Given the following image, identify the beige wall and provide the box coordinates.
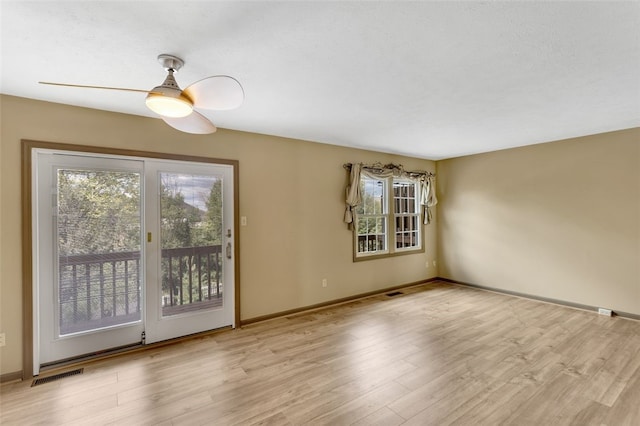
[0,95,437,376]
[437,128,640,315]
[3,93,637,378]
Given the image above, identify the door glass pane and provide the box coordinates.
[160,173,224,316]
[57,169,142,336]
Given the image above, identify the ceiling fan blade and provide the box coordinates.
[184,76,244,111]
[39,81,155,94]
[161,110,217,134]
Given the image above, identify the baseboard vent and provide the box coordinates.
[31,368,83,387]
[598,308,613,317]
[386,291,404,297]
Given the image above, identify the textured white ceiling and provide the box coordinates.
[1,1,638,159]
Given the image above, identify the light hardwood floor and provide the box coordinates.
[1,281,639,425]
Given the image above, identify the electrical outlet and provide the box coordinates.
[322,278,327,288]
[598,308,612,317]
[0,333,6,347]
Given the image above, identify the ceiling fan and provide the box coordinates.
[39,54,244,134]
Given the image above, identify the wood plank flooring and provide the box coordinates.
[2,281,639,425]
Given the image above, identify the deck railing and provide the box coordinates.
[58,245,222,335]
[161,245,223,309]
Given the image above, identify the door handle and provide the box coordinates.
[226,242,232,259]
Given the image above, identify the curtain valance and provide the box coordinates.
[343,162,437,226]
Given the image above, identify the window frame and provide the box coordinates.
[353,176,424,261]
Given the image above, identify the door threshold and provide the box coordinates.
[40,342,143,373]
[38,326,233,375]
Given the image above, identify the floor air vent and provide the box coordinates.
[31,368,84,387]
[386,291,404,297]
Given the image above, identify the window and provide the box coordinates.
[344,162,435,261]
[354,176,422,259]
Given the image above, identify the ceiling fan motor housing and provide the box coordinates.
[146,69,193,117]
[153,70,189,97]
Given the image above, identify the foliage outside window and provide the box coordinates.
[57,169,225,326]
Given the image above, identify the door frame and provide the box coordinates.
[22,139,241,379]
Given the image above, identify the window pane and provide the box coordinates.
[370,218,377,235]
[358,218,366,235]
[159,173,224,316]
[356,215,387,254]
[366,234,375,251]
[393,181,419,218]
[57,169,142,335]
[360,178,380,215]
[373,217,381,235]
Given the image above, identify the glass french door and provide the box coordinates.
[143,160,235,344]
[34,153,145,369]
[33,150,235,373]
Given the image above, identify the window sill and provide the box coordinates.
[353,246,424,262]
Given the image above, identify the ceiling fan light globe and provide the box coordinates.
[145,92,193,118]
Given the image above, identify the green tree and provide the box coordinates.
[202,179,223,245]
[58,170,141,256]
[159,181,202,249]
